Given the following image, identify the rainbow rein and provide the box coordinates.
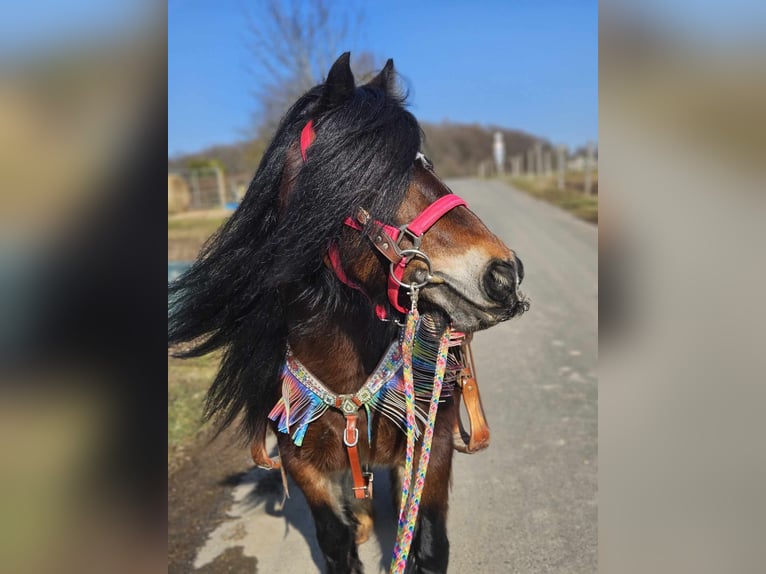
[390,288,452,573]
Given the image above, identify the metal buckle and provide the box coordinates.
[363,471,374,498]
[337,394,358,415]
[397,225,423,251]
[344,426,359,447]
[352,471,374,498]
[389,248,433,290]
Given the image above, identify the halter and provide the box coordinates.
[300,120,468,316]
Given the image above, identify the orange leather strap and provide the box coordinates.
[344,414,373,499]
[453,342,491,453]
[250,425,282,470]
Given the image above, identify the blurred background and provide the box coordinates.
[601,3,766,574]
[1,2,166,574]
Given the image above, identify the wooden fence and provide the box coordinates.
[481,140,598,195]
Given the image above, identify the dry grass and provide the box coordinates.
[168,211,229,469]
[167,210,229,260]
[167,352,221,471]
[507,174,598,224]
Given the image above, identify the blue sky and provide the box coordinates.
[168,0,597,156]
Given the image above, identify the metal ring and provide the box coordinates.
[389,248,433,290]
[344,427,359,447]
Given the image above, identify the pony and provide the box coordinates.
[169,53,527,573]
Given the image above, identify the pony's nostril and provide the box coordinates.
[483,260,517,303]
[516,256,524,286]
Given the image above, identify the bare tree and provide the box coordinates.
[246,0,379,138]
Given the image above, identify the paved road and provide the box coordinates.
[193,178,598,573]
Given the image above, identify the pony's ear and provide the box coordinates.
[366,58,394,92]
[317,52,355,112]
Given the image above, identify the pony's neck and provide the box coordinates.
[286,300,398,395]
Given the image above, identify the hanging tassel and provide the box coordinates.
[282,378,291,435]
[268,366,328,447]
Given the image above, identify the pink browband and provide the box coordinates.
[300,120,316,161]
[300,120,467,316]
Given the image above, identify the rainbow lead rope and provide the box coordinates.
[391,290,419,569]
[391,288,452,573]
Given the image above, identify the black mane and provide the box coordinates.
[168,56,421,439]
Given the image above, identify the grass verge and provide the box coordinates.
[168,211,229,260]
[506,176,598,224]
[168,352,221,472]
[168,212,230,471]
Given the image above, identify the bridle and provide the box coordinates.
[300,119,469,316]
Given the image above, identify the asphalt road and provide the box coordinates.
[192,178,598,573]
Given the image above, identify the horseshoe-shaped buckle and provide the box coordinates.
[389,248,433,290]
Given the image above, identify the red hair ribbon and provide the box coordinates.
[300,120,316,161]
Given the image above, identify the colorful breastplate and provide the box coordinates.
[268,316,463,447]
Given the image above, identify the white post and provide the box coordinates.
[492,132,506,176]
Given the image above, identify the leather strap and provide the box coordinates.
[387,260,409,313]
[453,342,491,453]
[250,425,282,469]
[250,429,290,500]
[406,194,467,237]
[327,244,362,289]
[344,414,373,499]
[345,210,402,264]
[364,223,403,264]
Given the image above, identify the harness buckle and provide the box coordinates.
[397,225,423,252]
[356,471,374,498]
[389,248,433,290]
[337,394,359,415]
[344,424,359,447]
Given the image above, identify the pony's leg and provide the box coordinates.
[285,458,363,574]
[349,496,374,544]
[407,505,449,574]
